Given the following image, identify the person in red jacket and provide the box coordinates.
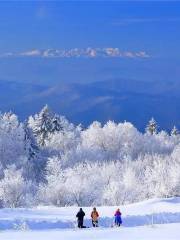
[114,208,122,227]
[91,207,99,227]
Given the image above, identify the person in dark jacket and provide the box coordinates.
[114,208,122,226]
[76,208,85,228]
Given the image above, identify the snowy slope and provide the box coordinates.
[0,197,180,230]
[0,197,179,239]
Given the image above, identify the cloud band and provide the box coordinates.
[0,48,150,59]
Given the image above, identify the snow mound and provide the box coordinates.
[0,197,180,231]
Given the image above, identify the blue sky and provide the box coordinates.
[0,1,180,85]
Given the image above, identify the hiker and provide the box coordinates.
[114,208,122,227]
[76,208,85,228]
[91,207,99,227]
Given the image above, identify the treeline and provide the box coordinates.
[0,105,179,207]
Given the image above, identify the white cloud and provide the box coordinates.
[0,48,150,59]
[20,49,42,56]
[135,51,150,58]
[104,48,121,57]
[124,52,135,58]
[86,48,97,57]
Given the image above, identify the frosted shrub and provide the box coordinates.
[0,166,33,207]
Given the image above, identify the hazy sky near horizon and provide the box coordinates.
[0,1,179,85]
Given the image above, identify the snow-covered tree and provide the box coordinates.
[0,108,180,207]
[28,105,53,146]
[146,118,158,135]
[0,166,32,207]
[0,112,27,171]
[171,126,179,136]
[51,114,74,133]
[23,122,46,182]
[38,157,68,206]
[28,105,75,147]
[81,121,143,162]
[64,163,102,206]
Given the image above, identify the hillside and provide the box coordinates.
[0,197,180,239]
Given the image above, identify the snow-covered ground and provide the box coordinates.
[1,224,180,240]
[0,197,180,240]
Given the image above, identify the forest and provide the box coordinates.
[0,105,179,207]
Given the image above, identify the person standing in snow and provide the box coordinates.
[76,208,85,228]
[91,207,99,227]
[114,208,122,227]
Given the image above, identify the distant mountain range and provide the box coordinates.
[0,79,180,131]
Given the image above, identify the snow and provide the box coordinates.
[0,197,179,239]
[0,224,179,240]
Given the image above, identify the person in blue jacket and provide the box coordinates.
[114,208,122,226]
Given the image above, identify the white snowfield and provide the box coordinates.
[0,197,180,240]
